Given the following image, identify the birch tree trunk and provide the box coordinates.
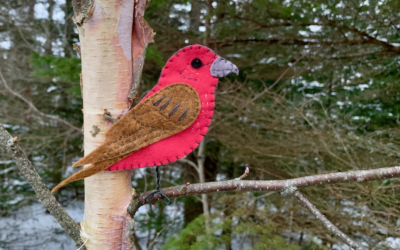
[73,0,147,248]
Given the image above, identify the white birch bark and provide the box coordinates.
[77,0,134,248]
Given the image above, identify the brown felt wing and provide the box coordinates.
[73,83,200,168]
[52,83,200,193]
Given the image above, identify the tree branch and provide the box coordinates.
[235,166,249,180]
[233,16,321,29]
[128,165,391,248]
[127,159,400,248]
[0,124,85,249]
[136,166,400,205]
[0,69,82,133]
[178,158,200,175]
[210,38,372,47]
[326,20,400,54]
[291,190,366,250]
[215,17,400,55]
[197,140,211,233]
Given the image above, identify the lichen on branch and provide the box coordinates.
[0,124,85,249]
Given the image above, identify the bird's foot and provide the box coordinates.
[144,167,172,205]
[144,190,171,205]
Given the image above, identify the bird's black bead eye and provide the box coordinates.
[191,58,203,69]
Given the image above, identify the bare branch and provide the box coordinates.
[233,16,320,29]
[197,140,211,233]
[0,124,85,249]
[137,166,400,205]
[326,20,400,54]
[235,167,249,180]
[73,43,81,57]
[211,37,399,56]
[178,158,200,175]
[264,53,307,92]
[0,69,82,133]
[147,221,172,250]
[211,38,371,47]
[291,190,366,250]
[229,17,400,54]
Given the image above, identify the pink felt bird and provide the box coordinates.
[52,45,238,203]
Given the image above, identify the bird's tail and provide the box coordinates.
[52,159,113,193]
[72,146,103,167]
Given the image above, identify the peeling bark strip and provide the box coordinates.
[128,0,155,101]
[0,125,85,249]
[136,166,400,204]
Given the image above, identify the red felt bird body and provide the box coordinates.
[52,45,238,193]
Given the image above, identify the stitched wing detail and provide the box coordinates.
[52,83,200,193]
[74,83,200,167]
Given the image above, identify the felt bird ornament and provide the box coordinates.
[52,44,238,203]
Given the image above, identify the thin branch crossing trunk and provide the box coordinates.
[197,140,211,233]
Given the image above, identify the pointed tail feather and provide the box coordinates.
[52,161,109,193]
[53,155,126,192]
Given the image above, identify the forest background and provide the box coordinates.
[1,0,400,249]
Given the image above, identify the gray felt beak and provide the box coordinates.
[210,57,239,77]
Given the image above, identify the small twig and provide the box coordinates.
[264,53,307,93]
[73,43,81,57]
[178,158,200,175]
[0,69,82,133]
[288,209,293,244]
[291,190,366,250]
[235,167,249,180]
[147,222,172,250]
[197,140,211,233]
[147,198,179,250]
[16,25,36,52]
[0,124,85,249]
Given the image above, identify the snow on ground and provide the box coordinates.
[0,195,177,249]
[0,200,84,250]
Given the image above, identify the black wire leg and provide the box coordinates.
[144,167,172,205]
